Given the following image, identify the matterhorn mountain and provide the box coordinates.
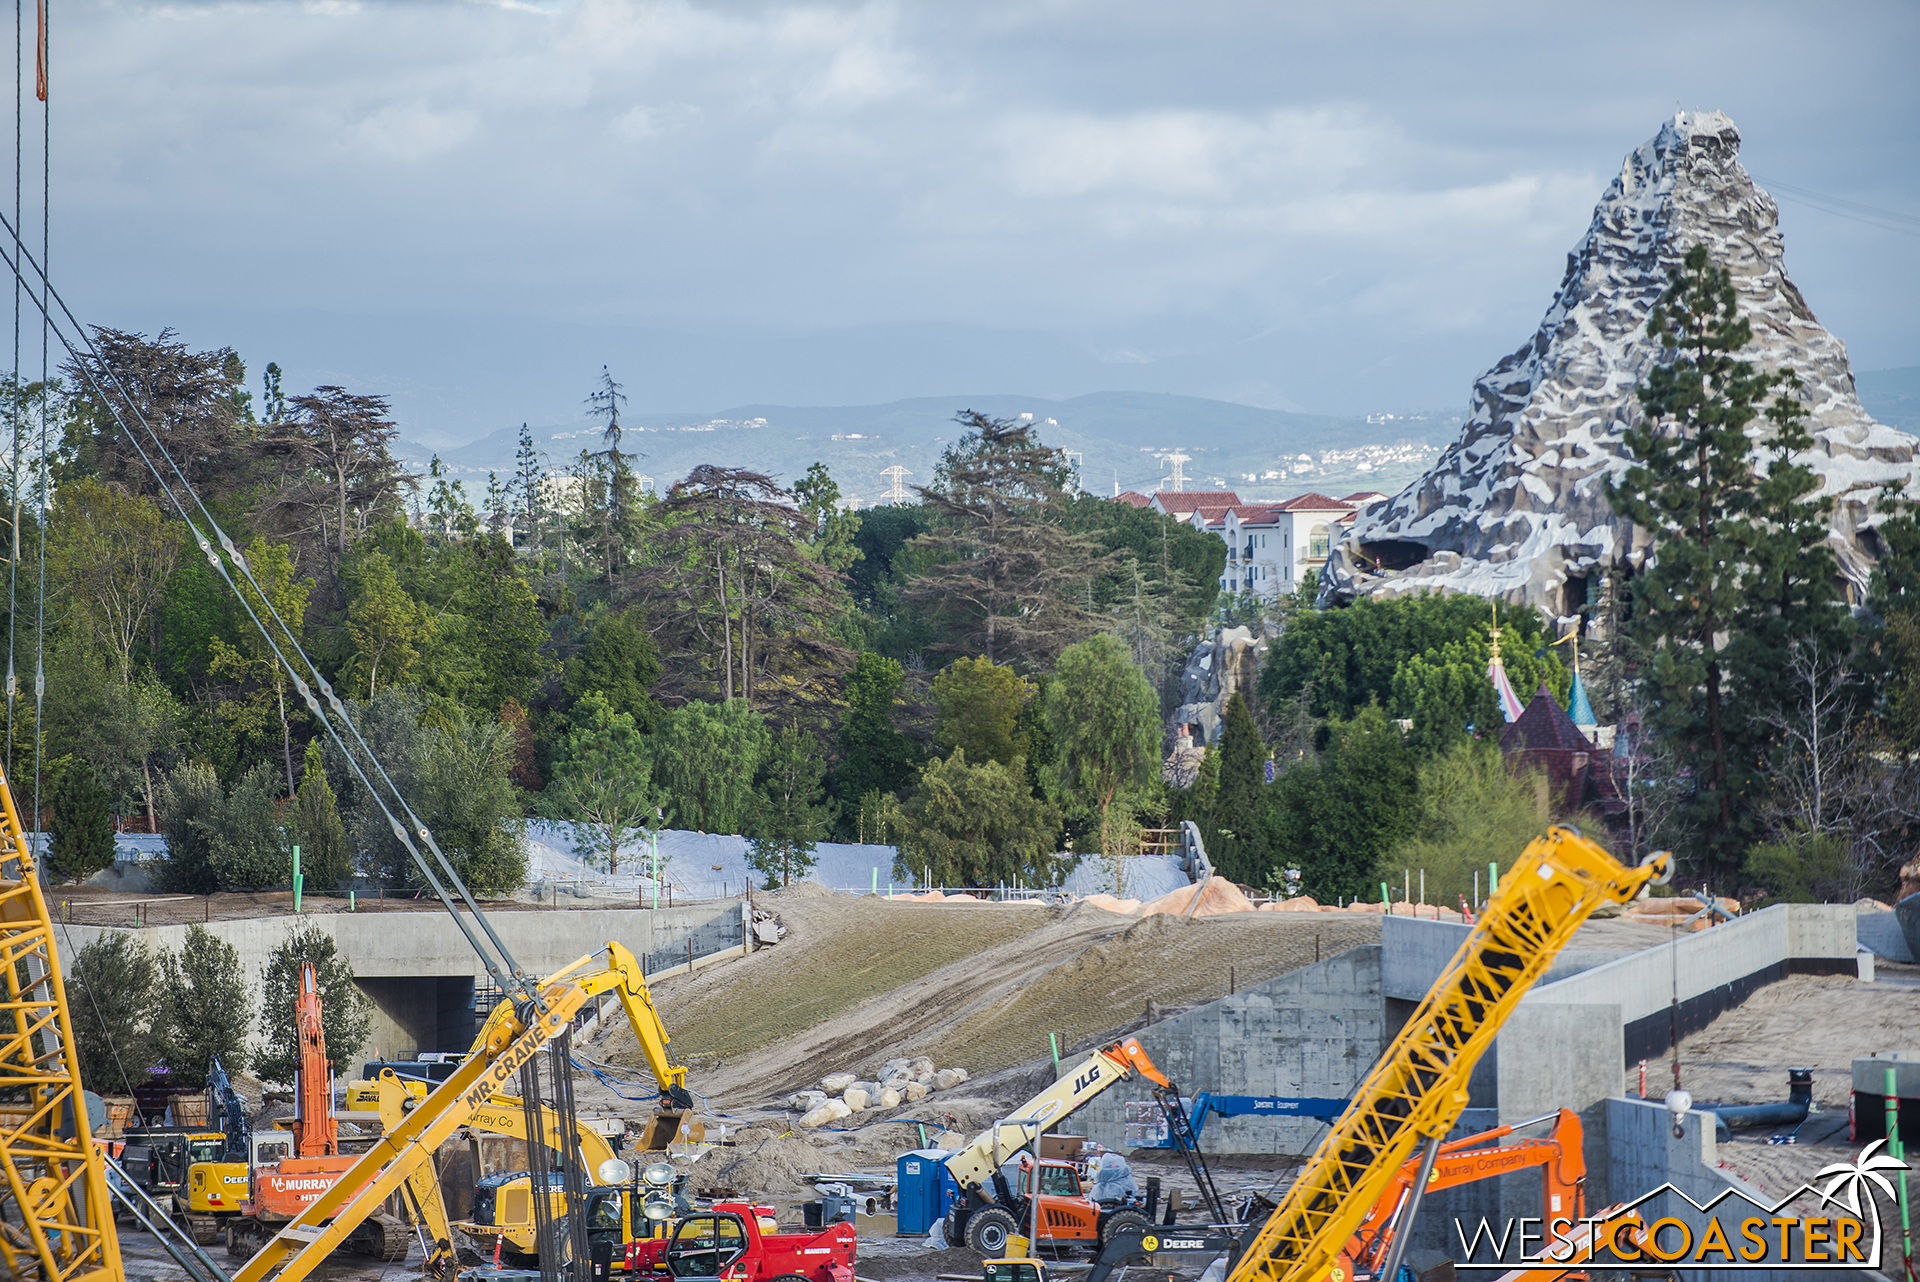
[1321,111,1918,625]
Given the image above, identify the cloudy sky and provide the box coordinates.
[36,0,1920,441]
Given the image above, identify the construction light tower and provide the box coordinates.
[1156,451,1191,492]
[880,465,913,504]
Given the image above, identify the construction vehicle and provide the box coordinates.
[173,1055,255,1244]
[626,1199,856,1282]
[1342,1110,1589,1280]
[1141,1093,1350,1147]
[1220,827,1671,1282]
[224,961,414,1262]
[117,1127,229,1207]
[942,1038,1169,1255]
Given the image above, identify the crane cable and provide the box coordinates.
[0,200,549,1016]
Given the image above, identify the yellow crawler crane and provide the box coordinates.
[0,764,121,1281]
[1229,826,1670,1282]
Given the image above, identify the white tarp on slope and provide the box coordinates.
[526,822,907,899]
[1058,855,1191,901]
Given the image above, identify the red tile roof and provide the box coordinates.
[1152,490,1243,512]
[1114,491,1152,508]
[1341,491,1388,504]
[1269,492,1355,513]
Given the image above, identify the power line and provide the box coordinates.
[1756,175,1920,239]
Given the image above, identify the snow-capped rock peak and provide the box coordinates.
[1321,113,1917,625]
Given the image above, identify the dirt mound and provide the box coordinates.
[861,1248,983,1278]
[709,1132,835,1196]
[769,880,838,900]
[1139,878,1256,917]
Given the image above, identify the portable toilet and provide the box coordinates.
[895,1149,956,1236]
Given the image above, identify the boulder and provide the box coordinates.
[819,1072,857,1096]
[842,1087,870,1112]
[932,1068,969,1091]
[877,1087,902,1109]
[902,1081,929,1103]
[909,1056,934,1075]
[786,1089,828,1113]
[799,1099,853,1128]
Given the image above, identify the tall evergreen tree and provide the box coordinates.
[748,727,834,887]
[832,653,922,827]
[1207,692,1270,884]
[254,923,372,1083]
[47,755,116,883]
[1605,242,1841,870]
[157,924,252,1083]
[289,740,352,895]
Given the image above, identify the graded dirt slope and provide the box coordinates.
[605,884,1381,1108]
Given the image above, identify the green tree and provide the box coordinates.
[1207,692,1270,884]
[253,923,373,1084]
[795,461,864,574]
[322,688,527,894]
[903,413,1112,667]
[748,727,834,887]
[933,655,1029,766]
[417,535,554,712]
[1264,705,1419,903]
[45,476,182,682]
[205,539,311,794]
[289,740,352,896]
[1261,592,1565,726]
[895,748,1062,888]
[157,924,252,1083]
[207,762,293,888]
[651,699,771,835]
[832,653,922,831]
[47,755,116,883]
[1605,241,1840,869]
[541,694,667,873]
[68,932,159,1094]
[1044,633,1161,864]
[1390,739,1550,910]
[561,608,663,731]
[343,550,434,698]
[155,759,224,894]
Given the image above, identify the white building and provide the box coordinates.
[1126,488,1384,598]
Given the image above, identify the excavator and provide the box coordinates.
[221,961,413,1263]
[173,1057,256,1245]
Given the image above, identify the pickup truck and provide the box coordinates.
[625,1201,856,1282]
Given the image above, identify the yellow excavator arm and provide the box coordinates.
[234,942,684,1282]
[1228,828,1670,1282]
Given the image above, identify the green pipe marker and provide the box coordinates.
[1488,861,1499,897]
[1380,881,1390,907]
[293,845,302,913]
[1891,1067,1912,1278]
[1050,1033,1060,1067]
[349,890,355,912]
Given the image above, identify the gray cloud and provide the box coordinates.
[35,0,1920,439]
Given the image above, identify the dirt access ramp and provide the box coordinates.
[607,882,1381,1108]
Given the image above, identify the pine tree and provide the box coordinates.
[290,741,352,895]
[1605,242,1841,869]
[833,653,922,827]
[157,924,253,1083]
[47,755,115,883]
[69,932,159,1093]
[748,728,834,887]
[254,923,372,1083]
[1207,692,1270,884]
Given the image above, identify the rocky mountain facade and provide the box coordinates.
[1321,111,1918,625]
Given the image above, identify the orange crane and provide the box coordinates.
[1343,1110,1588,1280]
[293,963,338,1159]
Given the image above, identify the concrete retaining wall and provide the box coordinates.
[54,900,748,1070]
[1072,946,1386,1157]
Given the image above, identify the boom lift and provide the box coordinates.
[943,1038,1169,1255]
[1221,827,1671,1282]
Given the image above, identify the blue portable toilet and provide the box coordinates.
[895,1149,956,1235]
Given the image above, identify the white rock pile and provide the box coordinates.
[788,1057,971,1128]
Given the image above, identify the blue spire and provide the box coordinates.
[1567,669,1597,727]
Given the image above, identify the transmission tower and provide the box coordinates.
[880,465,913,504]
[1157,451,1192,492]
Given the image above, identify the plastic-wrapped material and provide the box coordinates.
[1091,1152,1138,1203]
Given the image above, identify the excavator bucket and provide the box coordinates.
[633,1108,688,1152]
[1110,1038,1173,1089]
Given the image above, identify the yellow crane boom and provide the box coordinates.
[1229,827,1669,1282]
[0,765,121,1282]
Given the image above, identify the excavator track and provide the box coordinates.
[350,1212,414,1262]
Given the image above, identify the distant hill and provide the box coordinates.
[399,391,1456,506]
[1857,366,1920,434]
